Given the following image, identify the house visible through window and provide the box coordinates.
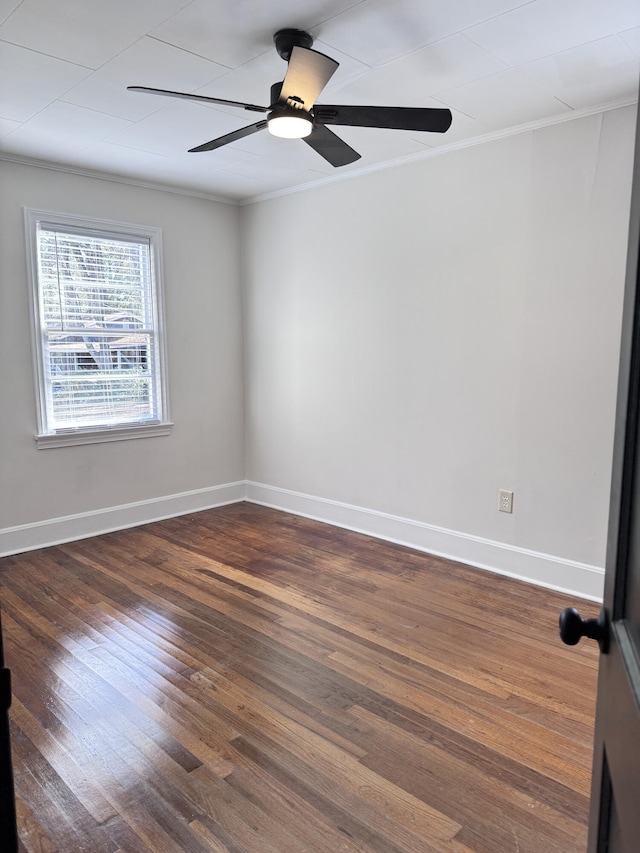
[25,209,171,447]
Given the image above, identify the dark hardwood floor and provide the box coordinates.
[0,503,599,852]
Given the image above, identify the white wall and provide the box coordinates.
[1,107,635,597]
[242,107,637,598]
[0,162,245,550]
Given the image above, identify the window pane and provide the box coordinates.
[26,210,168,441]
[47,332,157,428]
[50,375,154,429]
[38,230,151,330]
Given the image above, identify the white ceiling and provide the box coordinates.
[1,0,639,203]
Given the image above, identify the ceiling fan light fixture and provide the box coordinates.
[267,106,313,139]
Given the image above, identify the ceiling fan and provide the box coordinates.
[128,28,453,167]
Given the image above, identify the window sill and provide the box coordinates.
[36,422,174,449]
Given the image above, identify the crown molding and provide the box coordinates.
[1,96,636,207]
[242,96,638,206]
[0,153,239,205]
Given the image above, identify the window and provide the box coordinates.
[25,209,171,447]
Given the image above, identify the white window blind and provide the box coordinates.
[25,210,170,447]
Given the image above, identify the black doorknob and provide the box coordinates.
[559,607,609,653]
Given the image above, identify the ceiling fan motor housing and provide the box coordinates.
[270,81,283,106]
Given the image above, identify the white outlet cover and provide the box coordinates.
[499,489,514,513]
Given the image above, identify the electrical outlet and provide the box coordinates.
[499,489,514,513]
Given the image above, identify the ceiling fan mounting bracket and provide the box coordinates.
[273,29,314,61]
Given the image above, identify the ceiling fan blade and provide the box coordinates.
[278,47,339,110]
[127,86,268,113]
[189,120,268,153]
[314,104,453,133]
[303,124,360,167]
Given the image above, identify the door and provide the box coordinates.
[560,100,640,853]
[0,610,18,852]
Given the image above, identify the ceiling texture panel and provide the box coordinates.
[61,37,230,122]
[0,0,638,201]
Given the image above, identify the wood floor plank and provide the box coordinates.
[0,503,598,851]
[13,794,57,853]
[348,704,586,852]
[186,665,461,845]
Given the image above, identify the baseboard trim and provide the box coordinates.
[0,481,246,557]
[245,482,605,601]
[0,480,605,600]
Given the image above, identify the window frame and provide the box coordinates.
[24,208,172,448]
